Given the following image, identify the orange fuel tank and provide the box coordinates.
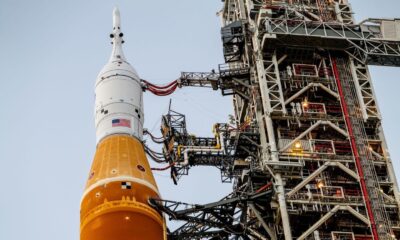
[80,135,165,240]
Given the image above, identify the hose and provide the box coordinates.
[151,163,175,171]
[142,80,179,96]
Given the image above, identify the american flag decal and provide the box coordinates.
[112,119,131,128]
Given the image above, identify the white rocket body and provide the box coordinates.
[94,8,144,144]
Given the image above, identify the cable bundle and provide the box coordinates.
[144,144,168,163]
[151,162,175,171]
[144,130,165,144]
[142,80,178,96]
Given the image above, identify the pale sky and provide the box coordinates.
[1,0,400,239]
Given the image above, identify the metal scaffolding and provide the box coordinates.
[145,1,400,239]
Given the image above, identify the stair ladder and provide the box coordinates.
[333,57,392,240]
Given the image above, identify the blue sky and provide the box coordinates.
[0,0,399,239]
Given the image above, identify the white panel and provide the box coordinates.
[382,20,397,40]
[93,7,144,144]
[396,20,400,40]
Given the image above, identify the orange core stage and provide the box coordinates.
[80,135,165,240]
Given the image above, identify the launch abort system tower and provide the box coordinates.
[146,1,400,240]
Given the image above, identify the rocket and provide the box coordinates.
[80,8,165,240]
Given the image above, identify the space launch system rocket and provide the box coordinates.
[80,8,165,240]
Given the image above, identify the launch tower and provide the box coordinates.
[143,1,400,240]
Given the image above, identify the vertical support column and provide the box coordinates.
[349,58,381,120]
[379,126,400,215]
[276,172,293,240]
[251,16,292,240]
[264,51,287,114]
[349,59,369,120]
[265,110,292,240]
[236,0,247,20]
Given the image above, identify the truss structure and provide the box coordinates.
[152,1,400,239]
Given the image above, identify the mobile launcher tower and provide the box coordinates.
[147,0,400,239]
[82,1,400,240]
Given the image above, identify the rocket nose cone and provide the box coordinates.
[113,7,121,28]
[113,7,120,17]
